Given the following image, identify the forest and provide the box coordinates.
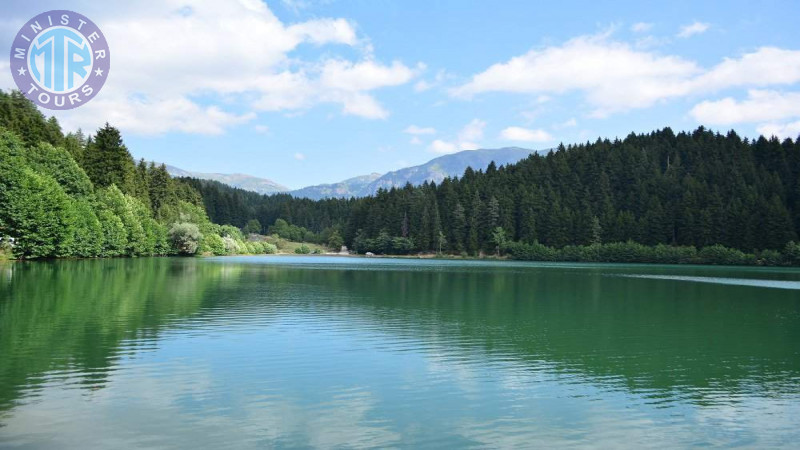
[0,90,276,259]
[183,126,800,265]
[3,87,800,265]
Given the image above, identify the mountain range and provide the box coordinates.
[163,166,289,195]
[165,147,539,199]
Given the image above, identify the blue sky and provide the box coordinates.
[3,0,800,189]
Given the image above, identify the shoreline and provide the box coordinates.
[4,246,800,268]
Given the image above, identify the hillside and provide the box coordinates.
[164,165,288,195]
[289,173,381,200]
[290,147,538,200]
[184,127,800,258]
[167,147,538,201]
[0,89,276,260]
[363,147,538,196]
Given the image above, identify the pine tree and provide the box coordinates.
[81,124,137,195]
[452,202,466,252]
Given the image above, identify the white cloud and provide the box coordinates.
[757,121,800,139]
[404,125,436,135]
[288,18,357,45]
[428,119,486,153]
[458,118,486,147]
[691,47,800,91]
[337,92,391,119]
[320,59,414,91]
[556,118,578,129]
[254,125,270,134]
[631,22,653,33]
[500,126,553,142]
[59,96,255,135]
[453,32,800,118]
[409,136,422,145]
[247,59,416,120]
[294,152,306,160]
[21,1,416,135]
[412,69,449,92]
[677,21,710,38]
[452,33,701,117]
[429,139,457,154]
[281,0,311,14]
[690,90,800,125]
[414,80,433,92]
[634,35,671,49]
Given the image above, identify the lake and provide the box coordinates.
[1,256,799,448]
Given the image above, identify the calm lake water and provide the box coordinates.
[1,256,799,448]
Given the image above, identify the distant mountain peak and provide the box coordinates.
[163,147,541,200]
[289,147,539,200]
[164,165,288,195]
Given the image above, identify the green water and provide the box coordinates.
[1,256,799,448]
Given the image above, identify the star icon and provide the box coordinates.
[94,68,104,77]
[17,67,26,76]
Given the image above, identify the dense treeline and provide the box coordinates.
[188,126,800,263]
[5,86,800,264]
[0,90,276,259]
[182,177,356,233]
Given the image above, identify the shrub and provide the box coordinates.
[202,233,225,255]
[652,244,697,264]
[220,225,244,242]
[390,236,414,254]
[327,230,344,250]
[505,241,557,261]
[758,249,783,266]
[697,244,752,266]
[295,244,311,254]
[222,236,240,254]
[784,242,800,266]
[598,241,652,263]
[169,222,202,255]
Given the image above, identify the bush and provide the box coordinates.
[327,230,344,250]
[503,240,771,267]
[222,236,240,254]
[295,244,311,254]
[390,236,414,254]
[202,233,225,255]
[784,242,800,266]
[652,244,697,264]
[598,241,652,263]
[220,225,244,242]
[697,244,752,265]
[263,243,277,254]
[0,238,13,259]
[169,222,202,255]
[505,241,557,261]
[558,244,600,262]
[758,249,783,266]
